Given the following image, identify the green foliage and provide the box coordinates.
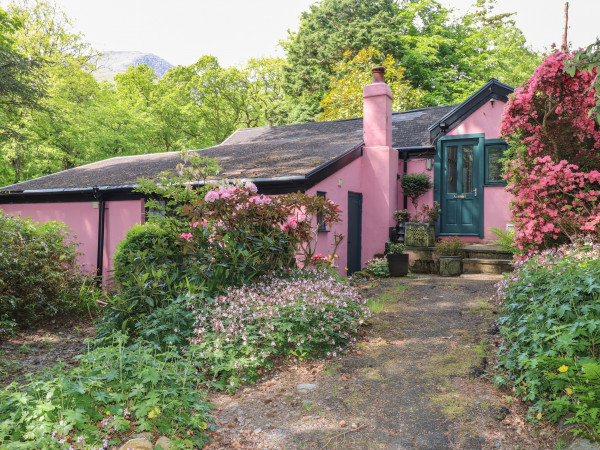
[489,226,517,254]
[364,257,390,278]
[401,173,432,210]
[565,39,600,123]
[0,211,92,329]
[386,241,406,255]
[435,236,465,256]
[283,0,540,120]
[319,47,426,121]
[495,242,600,437]
[0,333,212,448]
[112,222,181,283]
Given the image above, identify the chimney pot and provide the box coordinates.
[372,66,385,83]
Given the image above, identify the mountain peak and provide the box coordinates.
[93,51,174,82]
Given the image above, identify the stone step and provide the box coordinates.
[463,246,513,261]
[463,258,513,275]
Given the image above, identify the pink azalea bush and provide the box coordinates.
[187,269,369,388]
[501,50,600,251]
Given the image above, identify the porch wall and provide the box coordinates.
[1,199,145,279]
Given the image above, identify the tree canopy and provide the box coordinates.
[318,47,426,121]
[283,0,540,122]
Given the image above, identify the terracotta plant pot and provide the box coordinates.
[387,253,409,277]
[439,255,462,277]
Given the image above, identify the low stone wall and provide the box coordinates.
[405,246,438,274]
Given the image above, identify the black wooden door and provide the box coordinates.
[347,192,362,274]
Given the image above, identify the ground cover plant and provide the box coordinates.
[0,211,94,338]
[494,241,600,438]
[0,333,212,448]
[189,269,369,389]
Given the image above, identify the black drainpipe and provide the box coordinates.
[402,150,408,210]
[93,186,106,285]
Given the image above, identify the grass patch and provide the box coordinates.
[431,390,473,419]
[366,283,409,314]
[427,339,489,378]
[466,298,497,317]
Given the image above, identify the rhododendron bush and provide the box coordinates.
[501,51,600,251]
[187,269,369,388]
[180,182,342,278]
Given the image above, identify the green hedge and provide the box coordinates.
[0,212,90,333]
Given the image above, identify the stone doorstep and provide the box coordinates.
[463,258,513,275]
[463,247,514,261]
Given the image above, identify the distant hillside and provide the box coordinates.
[93,51,174,82]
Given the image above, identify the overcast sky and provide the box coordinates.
[5,0,600,67]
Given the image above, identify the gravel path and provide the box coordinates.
[205,275,564,449]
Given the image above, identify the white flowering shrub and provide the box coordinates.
[188,269,369,388]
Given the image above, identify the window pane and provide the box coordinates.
[462,145,473,193]
[446,146,458,194]
[487,147,504,182]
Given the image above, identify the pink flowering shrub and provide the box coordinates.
[188,269,369,388]
[501,50,600,251]
[180,182,342,281]
[494,240,600,435]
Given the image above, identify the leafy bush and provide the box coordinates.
[495,241,600,437]
[436,236,465,256]
[0,333,212,448]
[189,270,369,389]
[363,257,390,278]
[112,222,181,284]
[0,212,92,328]
[401,173,432,210]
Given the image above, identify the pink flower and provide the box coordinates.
[204,190,219,202]
[191,221,200,228]
[180,232,193,241]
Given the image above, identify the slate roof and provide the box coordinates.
[0,105,456,193]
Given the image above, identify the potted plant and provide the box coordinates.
[405,202,441,247]
[401,173,432,211]
[436,236,465,277]
[385,241,409,277]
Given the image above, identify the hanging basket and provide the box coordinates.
[404,222,435,247]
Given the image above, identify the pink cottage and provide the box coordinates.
[0,69,513,280]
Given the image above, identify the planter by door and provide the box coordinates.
[404,222,435,247]
[439,256,462,277]
[387,253,409,277]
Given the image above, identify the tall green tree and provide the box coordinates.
[319,47,426,121]
[283,0,540,121]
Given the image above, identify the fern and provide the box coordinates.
[489,226,517,254]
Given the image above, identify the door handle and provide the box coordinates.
[474,188,478,197]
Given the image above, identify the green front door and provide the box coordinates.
[439,139,483,235]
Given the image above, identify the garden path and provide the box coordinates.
[205,275,564,449]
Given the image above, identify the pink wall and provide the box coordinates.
[399,158,434,218]
[482,186,512,240]
[1,199,145,280]
[307,158,362,274]
[447,100,506,139]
